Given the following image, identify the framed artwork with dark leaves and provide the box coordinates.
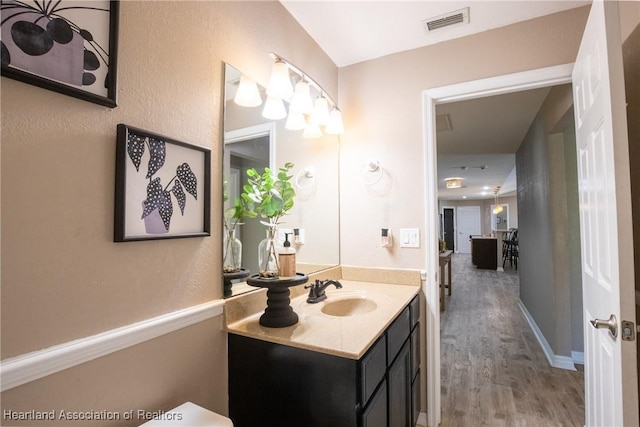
[114,124,211,242]
[1,0,119,108]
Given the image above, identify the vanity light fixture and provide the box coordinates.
[445,178,462,189]
[262,96,287,120]
[303,122,322,139]
[265,53,345,137]
[266,59,294,99]
[234,74,262,107]
[290,80,314,115]
[310,95,330,126]
[285,108,307,130]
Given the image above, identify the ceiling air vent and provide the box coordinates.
[422,7,469,33]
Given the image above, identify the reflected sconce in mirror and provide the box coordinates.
[360,159,384,185]
[234,74,262,107]
[263,53,345,138]
[445,178,462,189]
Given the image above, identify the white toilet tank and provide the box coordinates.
[138,402,233,427]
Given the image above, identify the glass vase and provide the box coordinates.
[223,228,242,273]
[258,225,280,279]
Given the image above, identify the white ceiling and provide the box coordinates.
[280,1,590,67]
[279,1,587,200]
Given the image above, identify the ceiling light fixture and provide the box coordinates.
[445,178,462,189]
[493,186,504,214]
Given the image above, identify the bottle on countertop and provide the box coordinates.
[278,233,296,278]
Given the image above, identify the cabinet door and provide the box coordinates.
[388,340,411,427]
[362,380,387,427]
[411,370,420,427]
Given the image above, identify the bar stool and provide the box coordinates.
[502,228,518,270]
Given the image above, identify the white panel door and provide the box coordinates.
[455,206,481,254]
[573,1,637,425]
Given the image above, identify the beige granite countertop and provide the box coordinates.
[226,280,419,360]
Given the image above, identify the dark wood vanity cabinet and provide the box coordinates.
[228,295,420,427]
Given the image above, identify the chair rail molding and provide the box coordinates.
[0,300,225,392]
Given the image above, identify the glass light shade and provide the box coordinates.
[493,204,504,214]
[234,75,262,107]
[285,109,307,130]
[266,60,293,99]
[310,96,330,126]
[445,178,462,189]
[303,122,322,139]
[325,108,345,135]
[290,81,313,114]
[262,96,287,120]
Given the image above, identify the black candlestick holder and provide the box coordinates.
[246,273,309,328]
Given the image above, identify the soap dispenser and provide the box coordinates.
[278,233,296,278]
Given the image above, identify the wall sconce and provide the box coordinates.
[265,53,345,138]
[445,178,462,189]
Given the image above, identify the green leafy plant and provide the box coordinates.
[241,162,296,227]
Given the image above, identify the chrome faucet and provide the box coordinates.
[305,279,343,303]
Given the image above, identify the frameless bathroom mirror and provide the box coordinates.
[223,63,340,297]
[491,204,509,231]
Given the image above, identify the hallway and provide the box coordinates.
[439,254,585,426]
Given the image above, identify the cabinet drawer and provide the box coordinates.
[361,334,386,405]
[387,306,410,364]
[411,326,420,378]
[409,295,419,329]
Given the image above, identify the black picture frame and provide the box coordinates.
[115,124,211,242]
[1,0,119,108]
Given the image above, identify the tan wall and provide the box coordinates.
[1,1,337,424]
[338,6,590,270]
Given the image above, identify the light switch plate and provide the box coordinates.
[400,228,420,248]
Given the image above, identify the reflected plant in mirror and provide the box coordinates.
[223,180,253,273]
[241,162,295,278]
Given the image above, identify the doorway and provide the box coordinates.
[442,207,454,252]
[454,206,481,254]
[422,63,575,427]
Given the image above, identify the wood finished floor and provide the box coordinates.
[439,254,585,427]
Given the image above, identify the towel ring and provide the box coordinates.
[360,159,383,185]
[295,166,316,190]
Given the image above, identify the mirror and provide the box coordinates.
[491,204,509,231]
[223,63,340,297]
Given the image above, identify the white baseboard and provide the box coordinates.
[572,351,585,365]
[518,301,577,371]
[1,300,225,392]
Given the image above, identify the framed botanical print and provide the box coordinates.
[115,124,212,242]
[1,0,119,107]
